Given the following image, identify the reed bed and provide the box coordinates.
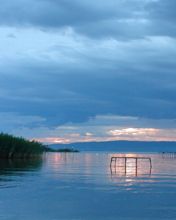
[0,133,45,159]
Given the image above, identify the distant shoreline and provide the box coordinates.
[49,140,176,153]
[45,147,79,153]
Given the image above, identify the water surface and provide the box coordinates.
[0,152,176,220]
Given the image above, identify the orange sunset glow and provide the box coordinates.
[34,127,176,144]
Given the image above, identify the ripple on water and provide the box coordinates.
[0,153,176,220]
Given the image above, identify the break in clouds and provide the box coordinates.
[0,0,176,142]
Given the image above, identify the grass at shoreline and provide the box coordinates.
[0,133,45,159]
[0,133,79,159]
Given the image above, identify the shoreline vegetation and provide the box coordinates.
[0,133,79,159]
[44,146,79,153]
[0,133,45,159]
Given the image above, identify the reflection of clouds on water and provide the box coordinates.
[1,153,176,220]
[108,153,176,192]
[2,152,176,192]
[45,153,101,180]
[46,152,176,177]
[109,154,153,191]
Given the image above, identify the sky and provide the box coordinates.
[1,0,176,143]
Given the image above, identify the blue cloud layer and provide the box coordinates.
[0,0,176,140]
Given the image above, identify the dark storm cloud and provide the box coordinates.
[0,0,123,27]
[147,0,176,21]
[144,0,176,37]
[0,0,176,136]
[1,0,176,39]
[1,56,176,128]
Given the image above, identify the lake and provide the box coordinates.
[0,152,176,220]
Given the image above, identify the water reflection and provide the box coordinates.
[110,154,152,177]
[161,152,176,159]
[0,152,176,190]
[0,153,176,220]
[45,152,176,180]
[108,153,176,191]
[0,158,43,188]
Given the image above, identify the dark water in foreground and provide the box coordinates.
[0,152,176,220]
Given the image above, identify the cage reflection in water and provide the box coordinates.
[162,152,176,159]
[110,157,152,176]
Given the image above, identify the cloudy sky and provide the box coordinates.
[1,0,176,143]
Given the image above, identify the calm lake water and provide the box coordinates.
[0,152,176,220]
